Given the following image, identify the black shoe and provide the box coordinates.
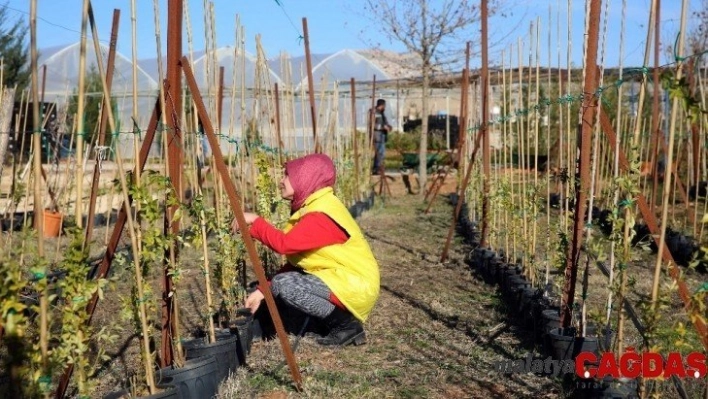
[316,307,367,346]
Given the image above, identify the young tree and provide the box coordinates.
[0,2,29,89]
[360,0,507,194]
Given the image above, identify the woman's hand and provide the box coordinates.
[231,212,259,234]
[244,289,265,315]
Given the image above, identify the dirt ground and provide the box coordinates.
[216,174,559,399]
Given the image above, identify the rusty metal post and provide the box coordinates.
[480,0,491,248]
[302,18,319,153]
[84,8,120,248]
[560,0,602,329]
[181,56,303,390]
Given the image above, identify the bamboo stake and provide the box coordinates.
[507,47,518,262]
[302,18,319,153]
[607,0,627,326]
[73,0,90,229]
[651,0,687,311]
[501,49,510,260]
[649,0,661,210]
[351,78,359,201]
[545,5,552,286]
[631,0,656,149]
[29,2,49,390]
[616,204,630,354]
[532,17,540,273]
[517,38,528,265]
[131,0,140,184]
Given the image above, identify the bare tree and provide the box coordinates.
[360,0,506,195]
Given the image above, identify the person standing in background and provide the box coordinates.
[371,99,391,174]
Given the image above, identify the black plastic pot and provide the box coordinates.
[489,260,505,285]
[480,250,498,283]
[547,327,599,362]
[155,356,219,399]
[355,201,367,215]
[182,329,240,383]
[504,276,529,308]
[104,387,179,399]
[541,309,561,334]
[517,287,537,324]
[492,262,509,286]
[347,204,358,218]
[229,308,253,365]
[501,267,523,292]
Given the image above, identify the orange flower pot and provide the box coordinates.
[43,210,63,238]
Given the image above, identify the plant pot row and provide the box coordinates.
[548,194,707,271]
[104,311,254,399]
[448,193,479,245]
[465,247,633,398]
[348,191,376,219]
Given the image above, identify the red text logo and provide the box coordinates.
[575,348,706,380]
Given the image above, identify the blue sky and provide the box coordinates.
[5,0,690,69]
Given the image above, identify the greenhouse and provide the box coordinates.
[37,40,159,158]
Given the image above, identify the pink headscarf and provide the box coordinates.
[285,153,337,211]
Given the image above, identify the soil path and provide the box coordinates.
[219,190,560,398]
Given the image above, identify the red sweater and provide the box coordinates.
[249,212,349,254]
[249,212,349,308]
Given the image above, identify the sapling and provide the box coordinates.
[52,226,111,397]
[183,192,217,342]
[214,224,246,326]
[0,230,43,398]
[254,149,281,277]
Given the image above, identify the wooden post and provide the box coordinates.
[480,0,491,247]
[162,0,184,367]
[560,0,602,329]
[84,7,120,248]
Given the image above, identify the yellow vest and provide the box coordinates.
[284,187,380,322]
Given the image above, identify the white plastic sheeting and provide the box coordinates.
[38,40,159,130]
